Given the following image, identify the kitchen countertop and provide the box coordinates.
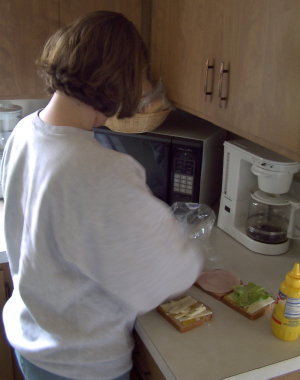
[1,199,300,379]
[135,228,300,380]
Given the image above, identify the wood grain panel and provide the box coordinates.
[132,331,166,380]
[215,0,300,161]
[151,0,223,120]
[0,269,13,380]
[0,0,59,99]
[151,0,300,161]
[270,369,300,380]
[60,0,143,33]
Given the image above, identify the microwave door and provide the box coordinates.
[94,130,172,204]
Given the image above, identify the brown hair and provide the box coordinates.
[37,11,148,118]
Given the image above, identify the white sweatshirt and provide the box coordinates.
[0,111,203,380]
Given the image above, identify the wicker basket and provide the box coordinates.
[104,108,171,133]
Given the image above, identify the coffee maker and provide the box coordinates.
[217,139,300,255]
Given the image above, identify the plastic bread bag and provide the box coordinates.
[171,202,215,239]
[137,78,174,114]
[171,202,221,269]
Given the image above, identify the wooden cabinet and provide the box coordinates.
[0,262,22,380]
[271,370,300,380]
[270,371,300,380]
[0,0,59,99]
[60,0,146,36]
[2,0,299,160]
[0,0,149,101]
[150,0,221,121]
[131,332,165,380]
[59,0,151,53]
[151,0,300,161]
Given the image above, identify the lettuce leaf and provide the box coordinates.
[232,282,271,308]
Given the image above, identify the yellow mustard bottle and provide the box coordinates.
[271,263,300,341]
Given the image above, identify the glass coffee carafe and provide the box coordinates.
[246,190,300,244]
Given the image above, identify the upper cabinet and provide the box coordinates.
[0,0,148,100]
[151,0,300,161]
[1,0,299,160]
[59,0,150,50]
[60,0,145,33]
[150,0,222,121]
[0,0,59,99]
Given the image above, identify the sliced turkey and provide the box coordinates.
[196,269,240,294]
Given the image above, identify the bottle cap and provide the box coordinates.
[285,263,300,288]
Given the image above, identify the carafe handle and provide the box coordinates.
[287,202,300,239]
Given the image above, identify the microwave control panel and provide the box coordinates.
[170,143,202,203]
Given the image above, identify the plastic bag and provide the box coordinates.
[171,202,216,239]
[171,202,221,269]
[137,78,174,114]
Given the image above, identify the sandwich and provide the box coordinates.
[157,295,212,332]
[195,269,274,320]
[222,282,274,320]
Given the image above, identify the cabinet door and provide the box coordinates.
[132,332,166,380]
[0,269,13,380]
[0,0,147,100]
[271,370,300,380]
[0,0,59,99]
[60,0,145,36]
[215,0,300,161]
[151,0,223,120]
[151,0,300,161]
[0,263,22,380]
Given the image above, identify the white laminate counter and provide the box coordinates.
[135,228,300,380]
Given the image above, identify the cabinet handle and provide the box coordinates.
[218,62,230,108]
[204,58,214,98]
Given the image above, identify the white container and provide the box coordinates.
[0,103,22,150]
[0,103,22,198]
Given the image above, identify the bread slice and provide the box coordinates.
[157,295,212,332]
[222,292,274,320]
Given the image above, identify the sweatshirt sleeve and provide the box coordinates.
[54,154,204,314]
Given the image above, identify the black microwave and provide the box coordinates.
[94,111,227,206]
